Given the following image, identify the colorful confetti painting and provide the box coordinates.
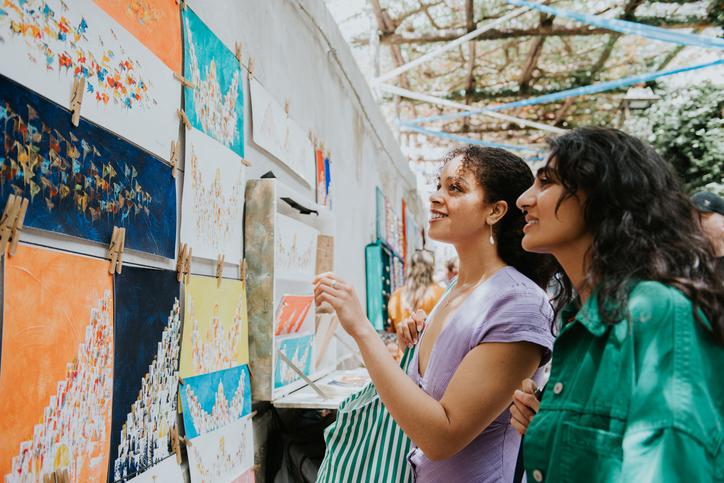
[111,267,181,482]
[183,7,244,157]
[274,334,313,390]
[94,0,182,73]
[0,0,180,159]
[187,417,254,483]
[0,246,114,483]
[181,128,245,262]
[0,74,177,258]
[275,214,318,282]
[179,364,252,440]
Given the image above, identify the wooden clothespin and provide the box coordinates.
[247,57,254,80]
[170,140,180,178]
[239,258,247,282]
[0,195,22,255]
[173,71,196,89]
[70,76,85,127]
[235,41,243,67]
[216,254,225,287]
[183,436,193,447]
[284,98,290,116]
[170,426,183,464]
[8,196,28,256]
[176,243,190,282]
[177,109,191,130]
[108,227,125,275]
[59,470,69,483]
[239,157,251,167]
[184,246,192,284]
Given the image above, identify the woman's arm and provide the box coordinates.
[314,273,543,460]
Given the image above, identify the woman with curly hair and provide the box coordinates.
[510,127,723,481]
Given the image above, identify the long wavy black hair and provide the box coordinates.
[443,145,558,289]
[544,127,723,343]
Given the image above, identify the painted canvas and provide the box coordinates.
[250,79,313,185]
[181,128,245,261]
[276,214,318,282]
[0,0,180,159]
[126,455,185,482]
[0,74,177,258]
[179,364,252,439]
[187,417,254,483]
[274,295,314,336]
[0,245,113,482]
[111,267,181,482]
[274,334,314,390]
[182,7,244,157]
[94,0,182,73]
[180,275,249,379]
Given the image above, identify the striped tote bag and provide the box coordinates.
[316,349,415,483]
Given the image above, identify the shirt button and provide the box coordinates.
[532,469,544,482]
[553,382,563,394]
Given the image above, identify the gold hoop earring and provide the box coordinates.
[489,224,495,245]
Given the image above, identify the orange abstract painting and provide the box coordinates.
[0,246,114,482]
[94,0,182,73]
[274,295,314,336]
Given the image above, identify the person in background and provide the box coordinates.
[509,127,723,481]
[691,191,724,276]
[445,256,459,286]
[387,249,445,336]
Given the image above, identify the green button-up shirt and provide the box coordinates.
[524,281,724,482]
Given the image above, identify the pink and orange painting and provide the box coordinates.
[274,295,314,336]
[0,245,114,482]
[94,0,182,73]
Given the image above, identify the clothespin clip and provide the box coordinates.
[0,195,23,255]
[239,157,251,167]
[170,140,180,178]
[170,426,183,464]
[216,254,225,287]
[184,246,192,284]
[177,243,190,282]
[108,227,125,275]
[247,57,254,80]
[239,258,247,282]
[177,109,191,130]
[8,196,28,256]
[70,76,85,127]
[284,98,290,117]
[235,41,243,67]
[173,72,196,89]
[183,436,193,447]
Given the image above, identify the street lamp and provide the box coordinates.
[618,86,661,125]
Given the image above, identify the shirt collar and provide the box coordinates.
[561,292,609,337]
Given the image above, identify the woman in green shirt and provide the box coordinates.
[510,127,723,482]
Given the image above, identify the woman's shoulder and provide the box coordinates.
[491,266,550,302]
[626,281,705,330]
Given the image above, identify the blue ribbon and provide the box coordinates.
[403,59,724,125]
[400,123,543,155]
[507,0,724,50]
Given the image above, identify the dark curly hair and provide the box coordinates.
[545,127,723,343]
[442,145,558,289]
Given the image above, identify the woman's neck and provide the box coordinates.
[454,237,507,287]
[553,236,594,304]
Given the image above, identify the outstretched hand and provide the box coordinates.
[313,272,371,339]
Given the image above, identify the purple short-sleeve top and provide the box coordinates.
[406,266,554,482]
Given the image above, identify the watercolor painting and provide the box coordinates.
[0,74,177,258]
[274,295,314,336]
[187,417,254,483]
[182,6,244,157]
[276,214,318,282]
[181,128,245,261]
[180,275,249,379]
[0,246,113,482]
[94,0,182,73]
[179,364,252,439]
[0,0,180,159]
[250,78,313,185]
[111,267,181,482]
[274,334,314,390]
[126,455,185,482]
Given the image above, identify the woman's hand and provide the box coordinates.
[509,378,540,435]
[396,309,426,351]
[313,272,371,339]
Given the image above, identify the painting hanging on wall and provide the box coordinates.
[187,416,254,483]
[0,245,114,482]
[250,78,313,185]
[276,214,318,282]
[126,455,185,482]
[182,6,244,157]
[180,275,249,379]
[181,128,245,261]
[94,0,182,73]
[111,266,181,482]
[179,364,252,439]
[0,74,177,258]
[0,0,180,159]
[274,334,314,390]
[274,294,314,336]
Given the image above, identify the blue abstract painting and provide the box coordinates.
[0,74,177,258]
[182,7,244,157]
[179,364,252,439]
[274,334,314,389]
[110,267,181,482]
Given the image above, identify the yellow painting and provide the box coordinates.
[180,275,249,379]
